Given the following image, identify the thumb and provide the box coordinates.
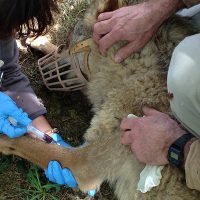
[142,106,161,117]
[1,119,27,138]
[114,41,137,63]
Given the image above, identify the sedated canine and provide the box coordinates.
[0,0,200,199]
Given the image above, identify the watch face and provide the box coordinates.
[168,133,194,168]
[168,146,182,167]
[170,151,179,160]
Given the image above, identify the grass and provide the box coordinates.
[18,165,61,200]
[50,0,91,45]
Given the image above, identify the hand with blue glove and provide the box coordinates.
[45,134,77,188]
[45,134,96,197]
[0,92,31,138]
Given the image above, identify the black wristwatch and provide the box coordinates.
[167,133,194,168]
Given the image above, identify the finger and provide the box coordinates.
[44,169,49,180]
[97,12,113,21]
[51,133,72,148]
[120,130,132,145]
[63,168,78,188]
[1,118,27,138]
[45,161,56,183]
[1,95,31,126]
[98,30,121,55]
[9,109,31,126]
[52,161,65,184]
[142,106,161,116]
[114,40,138,63]
[114,32,153,63]
[51,133,63,143]
[93,32,102,44]
[93,20,112,44]
[93,20,112,36]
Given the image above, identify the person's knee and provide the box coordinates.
[174,34,200,56]
[168,34,200,92]
[167,34,200,136]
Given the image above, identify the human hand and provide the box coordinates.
[45,134,96,196]
[45,160,77,188]
[120,107,186,165]
[93,0,182,62]
[0,92,31,138]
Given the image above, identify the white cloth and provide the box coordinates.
[137,165,164,193]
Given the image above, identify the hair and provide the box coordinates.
[0,0,59,39]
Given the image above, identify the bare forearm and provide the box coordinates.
[31,115,53,138]
[145,0,185,23]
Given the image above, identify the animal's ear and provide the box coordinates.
[84,0,124,29]
[102,0,123,13]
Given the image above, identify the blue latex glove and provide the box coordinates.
[45,161,78,188]
[0,92,31,138]
[45,134,77,188]
[45,134,96,196]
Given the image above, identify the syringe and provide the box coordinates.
[27,123,56,143]
[8,117,56,143]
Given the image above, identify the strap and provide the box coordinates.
[69,38,94,81]
[168,133,195,167]
[69,38,93,54]
[173,133,194,149]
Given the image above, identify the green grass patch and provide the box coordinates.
[50,0,91,45]
[18,165,61,200]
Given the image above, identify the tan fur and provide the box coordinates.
[0,0,200,199]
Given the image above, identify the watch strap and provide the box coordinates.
[168,133,194,168]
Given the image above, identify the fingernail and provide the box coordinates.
[115,56,122,63]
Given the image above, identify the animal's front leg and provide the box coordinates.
[0,135,104,192]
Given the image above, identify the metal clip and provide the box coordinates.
[0,60,4,88]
